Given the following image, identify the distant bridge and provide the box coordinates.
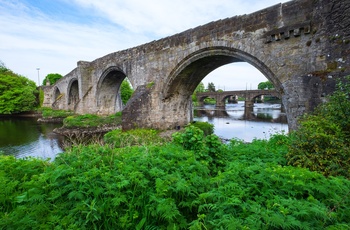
[196,89,281,108]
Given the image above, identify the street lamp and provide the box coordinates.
[36,68,40,86]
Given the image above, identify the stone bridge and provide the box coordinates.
[42,0,350,131]
[196,89,281,108]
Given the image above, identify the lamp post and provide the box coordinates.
[36,68,40,86]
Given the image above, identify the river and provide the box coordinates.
[0,102,287,159]
[0,117,63,160]
[194,102,288,142]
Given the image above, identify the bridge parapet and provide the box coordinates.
[196,89,281,108]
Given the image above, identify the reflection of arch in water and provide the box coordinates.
[194,108,229,118]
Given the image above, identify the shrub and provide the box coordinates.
[104,129,165,148]
[286,76,350,178]
[190,121,214,136]
[172,125,205,152]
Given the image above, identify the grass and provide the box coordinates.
[63,112,122,128]
[39,107,74,118]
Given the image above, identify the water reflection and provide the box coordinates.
[0,117,63,160]
[194,102,288,142]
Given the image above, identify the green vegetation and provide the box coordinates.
[104,128,165,148]
[287,76,350,178]
[189,121,214,136]
[120,79,134,105]
[1,127,350,229]
[63,112,122,128]
[192,82,205,104]
[0,63,38,114]
[40,107,75,118]
[203,97,216,105]
[207,82,216,92]
[258,80,274,90]
[42,73,63,86]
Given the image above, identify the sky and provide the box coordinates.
[1,0,288,90]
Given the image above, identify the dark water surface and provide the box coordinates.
[194,102,288,142]
[0,117,63,160]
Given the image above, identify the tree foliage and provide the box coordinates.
[120,79,134,105]
[42,73,63,86]
[0,64,38,114]
[192,82,205,102]
[258,80,274,90]
[207,82,216,92]
[287,76,350,178]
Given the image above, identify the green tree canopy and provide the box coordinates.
[120,79,134,105]
[195,82,205,93]
[258,80,274,90]
[42,73,63,86]
[192,82,205,102]
[0,64,38,114]
[207,82,216,92]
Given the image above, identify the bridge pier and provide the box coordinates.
[215,99,226,109]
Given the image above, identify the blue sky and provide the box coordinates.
[1,0,288,89]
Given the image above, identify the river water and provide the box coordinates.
[0,117,63,160]
[0,102,287,159]
[194,102,288,142]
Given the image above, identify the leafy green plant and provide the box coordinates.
[287,76,350,178]
[104,128,165,148]
[172,125,205,152]
[190,121,214,136]
[120,79,134,105]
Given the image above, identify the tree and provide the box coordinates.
[207,82,216,92]
[0,64,38,114]
[192,82,205,102]
[42,73,63,86]
[258,81,274,90]
[195,82,205,93]
[120,79,134,105]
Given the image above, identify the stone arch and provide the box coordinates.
[67,78,79,111]
[53,87,61,101]
[96,66,127,115]
[52,86,63,109]
[164,46,281,100]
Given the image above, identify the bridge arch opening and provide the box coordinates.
[67,79,79,110]
[165,47,281,100]
[164,46,286,128]
[96,66,128,115]
[52,87,63,109]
